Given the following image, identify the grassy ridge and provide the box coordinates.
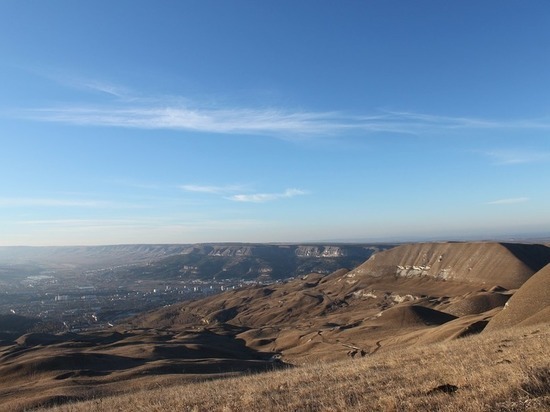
[37,323,550,412]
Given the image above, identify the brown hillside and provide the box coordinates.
[484,263,550,331]
[442,291,511,316]
[0,328,285,411]
[1,241,549,410]
[351,242,550,289]
[129,242,548,363]
[375,304,457,328]
[37,324,550,412]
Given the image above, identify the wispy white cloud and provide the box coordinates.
[15,218,139,226]
[20,95,550,139]
[486,197,529,205]
[0,197,111,208]
[13,75,550,139]
[181,184,307,203]
[79,80,131,98]
[11,217,264,236]
[180,184,245,194]
[484,149,550,165]
[24,106,364,137]
[228,188,307,203]
[0,197,145,209]
[25,67,135,100]
[386,111,550,130]
[380,111,501,129]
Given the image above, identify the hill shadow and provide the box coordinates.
[501,243,550,272]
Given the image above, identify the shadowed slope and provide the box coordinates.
[376,305,457,328]
[35,324,550,412]
[442,292,511,316]
[0,315,41,343]
[501,243,550,272]
[0,328,287,411]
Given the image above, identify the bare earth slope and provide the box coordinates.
[1,241,549,410]
[351,242,550,289]
[0,327,286,411]
[484,262,550,331]
[41,324,550,412]
[129,242,550,362]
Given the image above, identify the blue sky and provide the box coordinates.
[1,1,550,246]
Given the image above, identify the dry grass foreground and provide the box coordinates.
[36,323,550,412]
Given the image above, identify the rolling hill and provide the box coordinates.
[484,262,550,331]
[128,242,550,362]
[0,241,549,410]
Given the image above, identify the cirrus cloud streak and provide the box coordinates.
[228,188,307,203]
[20,102,550,139]
[486,197,529,205]
[180,184,246,194]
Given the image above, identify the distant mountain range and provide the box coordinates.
[0,243,395,281]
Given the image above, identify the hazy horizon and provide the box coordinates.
[1,229,549,248]
[1,1,550,246]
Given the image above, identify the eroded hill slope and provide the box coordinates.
[1,241,549,411]
[129,242,550,362]
[485,262,550,331]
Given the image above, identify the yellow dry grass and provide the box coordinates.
[36,323,550,412]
